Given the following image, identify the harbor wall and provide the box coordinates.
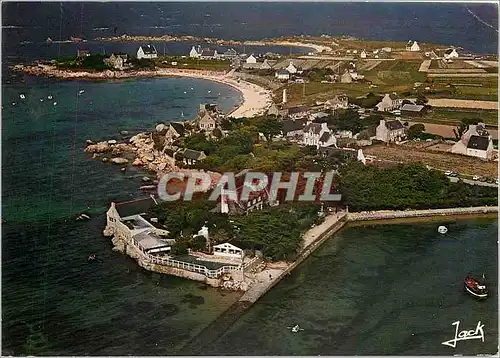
[346,206,497,222]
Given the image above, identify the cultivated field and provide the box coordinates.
[427,98,498,110]
[363,143,498,177]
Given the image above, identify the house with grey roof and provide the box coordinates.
[200,49,219,60]
[401,103,427,117]
[303,122,336,148]
[178,149,207,166]
[282,119,306,141]
[375,119,406,142]
[275,69,290,81]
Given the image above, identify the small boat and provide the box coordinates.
[79,90,85,95]
[88,254,96,261]
[438,226,448,234]
[464,275,488,299]
[53,102,57,106]
[48,95,53,100]
[19,94,25,99]
[40,99,44,102]
[289,324,304,333]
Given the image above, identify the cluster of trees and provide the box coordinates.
[56,54,112,71]
[313,109,383,135]
[148,197,323,261]
[348,92,382,108]
[337,161,498,211]
[231,203,322,261]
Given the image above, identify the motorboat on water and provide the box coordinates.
[20,94,26,99]
[289,324,304,333]
[464,275,488,299]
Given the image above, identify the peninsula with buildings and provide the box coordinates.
[15,34,499,294]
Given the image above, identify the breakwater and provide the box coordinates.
[346,206,497,221]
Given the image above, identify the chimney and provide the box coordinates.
[282,89,287,104]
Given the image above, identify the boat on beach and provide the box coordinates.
[464,274,488,299]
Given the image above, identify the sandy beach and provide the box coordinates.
[14,65,273,118]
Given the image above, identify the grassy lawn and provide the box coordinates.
[363,60,427,86]
[153,56,231,71]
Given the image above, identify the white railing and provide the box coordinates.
[148,253,242,278]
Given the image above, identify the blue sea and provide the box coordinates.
[1,2,498,355]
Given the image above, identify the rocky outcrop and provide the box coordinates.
[110,157,129,164]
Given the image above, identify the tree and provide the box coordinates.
[454,118,479,139]
[407,123,425,139]
[254,116,284,143]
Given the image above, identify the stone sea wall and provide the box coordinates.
[347,206,497,221]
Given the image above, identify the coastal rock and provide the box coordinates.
[110,157,129,165]
[85,139,95,145]
[108,139,117,145]
[132,158,143,166]
[157,162,167,171]
[120,130,129,136]
[85,141,111,153]
[143,154,154,162]
[155,124,166,133]
[102,157,108,162]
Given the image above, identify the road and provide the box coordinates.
[448,176,498,188]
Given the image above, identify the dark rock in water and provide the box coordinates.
[120,130,129,136]
[182,294,205,306]
[160,303,180,317]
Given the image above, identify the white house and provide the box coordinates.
[213,243,244,261]
[286,62,298,74]
[246,54,257,64]
[406,41,420,52]
[376,119,406,142]
[137,44,158,59]
[275,69,290,80]
[303,122,336,148]
[444,48,459,59]
[360,50,367,58]
[451,122,494,160]
[189,45,201,58]
[376,93,402,112]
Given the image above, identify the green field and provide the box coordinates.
[363,60,426,86]
[153,56,231,71]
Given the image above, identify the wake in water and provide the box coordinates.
[465,5,499,33]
